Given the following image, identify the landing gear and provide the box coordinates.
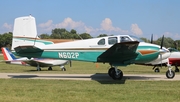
[152,66,160,72]
[36,63,41,71]
[175,65,179,72]
[154,68,160,73]
[166,70,175,78]
[61,67,66,71]
[37,67,41,71]
[48,67,52,70]
[154,68,160,72]
[60,66,66,71]
[108,67,123,80]
[108,67,115,77]
[166,64,175,79]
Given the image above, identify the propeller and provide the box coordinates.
[150,34,153,43]
[160,35,164,49]
[159,35,165,68]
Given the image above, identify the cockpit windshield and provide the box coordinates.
[129,35,144,42]
[168,48,179,52]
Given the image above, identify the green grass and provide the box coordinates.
[0,79,180,102]
[0,55,180,102]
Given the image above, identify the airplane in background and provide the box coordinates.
[142,34,180,73]
[1,47,69,71]
[148,48,180,73]
[12,15,175,80]
[8,15,71,71]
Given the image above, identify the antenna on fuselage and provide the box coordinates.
[77,34,83,40]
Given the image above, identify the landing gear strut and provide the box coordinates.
[108,67,123,80]
[37,64,41,71]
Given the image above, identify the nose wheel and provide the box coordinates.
[166,64,175,79]
[108,67,123,80]
[166,70,175,78]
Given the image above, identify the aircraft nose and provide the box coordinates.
[159,47,169,54]
[159,47,171,59]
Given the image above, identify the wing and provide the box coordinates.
[23,60,53,67]
[97,41,139,65]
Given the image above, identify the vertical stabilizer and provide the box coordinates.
[11,15,54,51]
[1,47,17,60]
[13,15,38,38]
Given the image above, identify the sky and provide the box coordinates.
[0,0,180,40]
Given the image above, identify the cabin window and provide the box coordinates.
[98,38,105,45]
[108,37,117,45]
[120,36,131,42]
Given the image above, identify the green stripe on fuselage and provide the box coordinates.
[135,46,159,63]
[40,45,159,64]
[14,38,53,45]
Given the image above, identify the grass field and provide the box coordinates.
[0,55,180,102]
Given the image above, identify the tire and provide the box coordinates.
[62,68,66,71]
[154,68,160,72]
[48,67,52,70]
[166,70,175,79]
[111,69,123,80]
[108,67,115,77]
[175,67,179,72]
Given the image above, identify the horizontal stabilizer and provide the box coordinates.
[14,46,43,58]
[23,60,52,67]
[97,41,139,65]
[15,46,43,53]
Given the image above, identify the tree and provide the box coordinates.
[174,40,180,50]
[50,28,73,39]
[39,34,50,39]
[70,29,77,34]
[97,34,108,37]
[140,37,150,43]
[79,33,92,39]
[154,37,174,48]
[0,32,12,48]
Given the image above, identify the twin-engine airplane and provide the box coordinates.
[1,47,68,71]
[12,15,175,80]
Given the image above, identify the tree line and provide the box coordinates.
[0,28,180,50]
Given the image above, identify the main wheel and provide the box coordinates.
[48,67,52,70]
[61,67,66,71]
[166,70,175,79]
[154,68,160,72]
[175,66,179,72]
[108,67,115,77]
[111,69,123,80]
[175,68,179,72]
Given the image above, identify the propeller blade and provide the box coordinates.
[160,35,164,49]
[150,34,153,43]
